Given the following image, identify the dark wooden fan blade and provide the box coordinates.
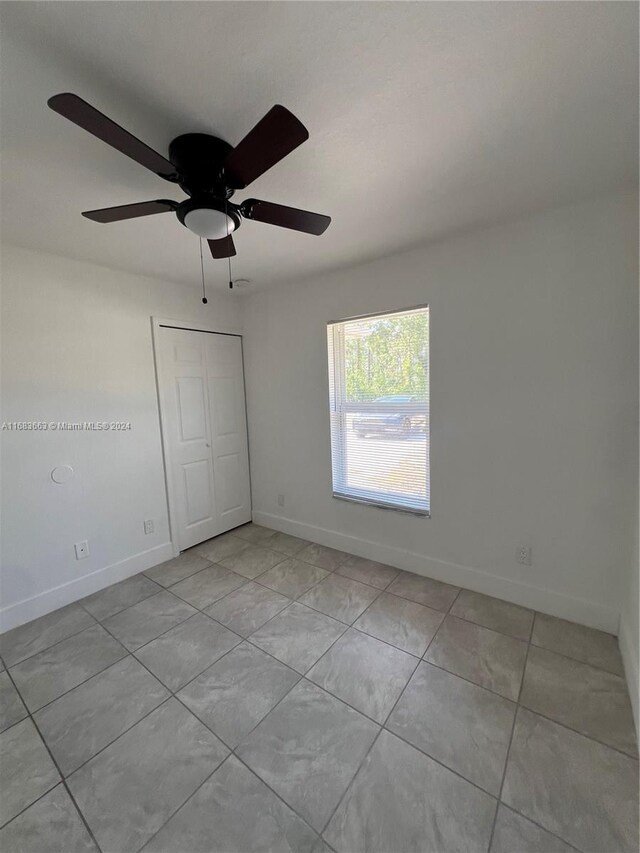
[82,199,178,223]
[223,105,309,190]
[208,235,236,259]
[241,199,330,235]
[48,93,178,180]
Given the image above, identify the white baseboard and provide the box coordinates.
[253,510,620,634]
[618,611,639,738]
[0,542,174,633]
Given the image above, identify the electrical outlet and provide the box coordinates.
[74,540,89,560]
[277,494,285,507]
[517,545,532,566]
[144,519,155,535]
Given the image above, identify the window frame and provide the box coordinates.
[327,304,430,517]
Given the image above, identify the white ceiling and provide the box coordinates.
[0,2,637,291]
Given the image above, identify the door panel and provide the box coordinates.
[217,453,242,514]
[183,459,215,524]
[205,336,252,532]
[157,326,251,551]
[174,344,201,363]
[211,376,237,436]
[177,377,207,441]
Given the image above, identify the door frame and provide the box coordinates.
[151,316,251,558]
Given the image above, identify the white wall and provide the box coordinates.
[0,244,241,631]
[243,191,638,634]
[618,285,640,732]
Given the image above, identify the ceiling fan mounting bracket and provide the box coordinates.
[168,133,234,197]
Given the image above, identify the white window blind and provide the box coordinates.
[327,306,430,515]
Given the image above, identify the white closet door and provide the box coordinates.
[204,334,252,533]
[157,326,251,551]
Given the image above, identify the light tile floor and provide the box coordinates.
[0,522,637,853]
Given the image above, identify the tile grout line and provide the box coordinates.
[176,640,349,841]
[253,561,340,601]
[15,609,254,788]
[374,608,513,802]
[135,736,333,852]
[291,587,384,629]
[231,749,333,843]
[509,705,638,761]
[1,666,104,852]
[174,602,519,810]
[81,577,165,622]
[126,530,383,847]
[318,727,386,841]
[125,698,331,853]
[89,646,324,850]
[377,606,518,806]
[486,619,534,853]
[8,639,130,718]
[528,638,627,680]
[317,598,461,842]
[144,557,218,589]
[0,615,101,669]
[100,604,203,654]
[94,605,335,781]
[416,657,519,704]
[7,624,181,779]
[218,532,355,578]
[55,693,178,787]
[45,613,262,852]
[378,716,503,802]
[128,755,229,853]
[485,608,599,852]
[497,802,584,853]
[86,569,375,848]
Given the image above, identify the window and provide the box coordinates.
[327,306,430,515]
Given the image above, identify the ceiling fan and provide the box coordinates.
[47,93,331,259]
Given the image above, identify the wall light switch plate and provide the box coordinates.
[277,494,285,507]
[144,519,155,535]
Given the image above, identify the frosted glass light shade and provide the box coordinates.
[184,207,234,239]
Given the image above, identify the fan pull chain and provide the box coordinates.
[199,238,208,304]
[225,197,233,289]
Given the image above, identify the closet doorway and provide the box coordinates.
[153,319,251,553]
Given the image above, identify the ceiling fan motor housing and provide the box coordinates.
[168,133,234,197]
[170,134,243,238]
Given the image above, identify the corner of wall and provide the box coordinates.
[619,607,639,737]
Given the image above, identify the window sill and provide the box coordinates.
[332,492,430,518]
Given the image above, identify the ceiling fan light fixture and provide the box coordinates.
[183,207,235,240]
